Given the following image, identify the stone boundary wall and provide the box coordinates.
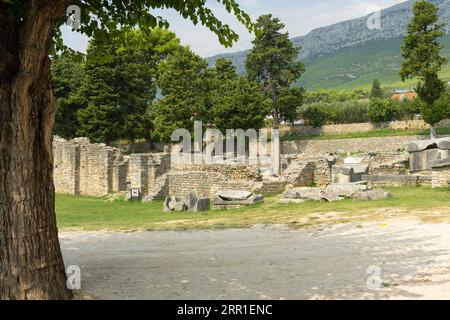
[282,136,423,156]
[432,167,450,188]
[281,119,450,137]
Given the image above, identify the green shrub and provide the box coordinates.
[301,105,327,127]
[408,99,422,116]
[305,90,368,104]
[300,101,369,125]
[419,94,450,126]
[332,101,369,124]
[367,99,400,123]
[396,99,420,120]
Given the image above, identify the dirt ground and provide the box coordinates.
[60,218,450,300]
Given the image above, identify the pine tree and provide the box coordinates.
[214,58,238,81]
[400,0,449,138]
[211,60,269,132]
[151,47,215,142]
[77,38,121,144]
[77,28,180,145]
[52,49,86,139]
[370,79,384,99]
[246,14,305,128]
[115,29,180,149]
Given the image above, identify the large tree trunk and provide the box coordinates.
[0,1,72,299]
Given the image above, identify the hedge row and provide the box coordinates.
[300,99,421,127]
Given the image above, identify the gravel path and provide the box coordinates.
[60,218,450,300]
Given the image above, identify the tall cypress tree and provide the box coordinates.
[400,0,449,138]
[370,79,384,99]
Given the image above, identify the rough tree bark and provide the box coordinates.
[0,0,73,299]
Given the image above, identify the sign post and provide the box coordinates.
[130,188,141,203]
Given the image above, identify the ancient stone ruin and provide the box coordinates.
[213,190,264,209]
[53,135,450,211]
[408,138,450,188]
[281,183,391,204]
[163,193,210,212]
[53,136,171,197]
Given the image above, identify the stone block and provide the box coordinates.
[192,198,211,212]
[362,175,419,187]
[164,193,210,213]
[352,189,391,201]
[344,157,363,164]
[325,183,368,198]
[332,164,368,184]
[215,190,253,201]
[214,190,264,209]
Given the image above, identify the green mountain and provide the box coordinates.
[206,0,450,90]
[300,35,450,90]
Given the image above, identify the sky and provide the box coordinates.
[61,0,408,58]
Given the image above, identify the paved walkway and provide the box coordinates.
[61,219,450,300]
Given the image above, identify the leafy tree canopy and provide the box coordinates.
[38,0,248,51]
[73,27,180,144]
[210,59,269,132]
[151,47,215,142]
[245,14,305,127]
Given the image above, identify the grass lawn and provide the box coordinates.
[281,127,450,142]
[56,186,450,232]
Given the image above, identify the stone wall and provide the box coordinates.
[282,159,315,187]
[367,152,410,176]
[253,181,289,195]
[78,139,117,196]
[112,157,129,193]
[54,134,449,200]
[53,137,171,197]
[362,175,419,187]
[54,137,120,196]
[313,157,334,187]
[53,138,80,194]
[282,135,421,156]
[432,167,450,188]
[168,171,256,199]
[281,119,450,137]
[167,163,261,198]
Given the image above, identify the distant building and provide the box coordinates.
[391,90,417,101]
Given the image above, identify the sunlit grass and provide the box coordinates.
[281,127,450,141]
[56,186,450,232]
